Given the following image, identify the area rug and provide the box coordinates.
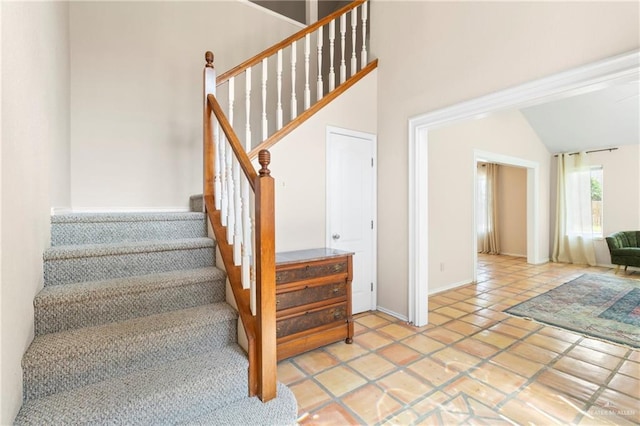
[505,273,640,348]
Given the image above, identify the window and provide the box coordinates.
[590,166,603,235]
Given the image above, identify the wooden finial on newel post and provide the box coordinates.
[205,51,214,68]
[258,150,271,176]
[203,51,216,201]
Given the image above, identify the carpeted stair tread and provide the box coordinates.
[43,238,215,286]
[16,345,251,425]
[23,303,237,400]
[51,212,206,223]
[51,212,207,246]
[182,382,298,426]
[35,267,227,335]
[44,238,214,260]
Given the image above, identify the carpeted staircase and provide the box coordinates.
[15,212,297,425]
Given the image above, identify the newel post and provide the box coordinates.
[203,51,217,201]
[255,149,277,402]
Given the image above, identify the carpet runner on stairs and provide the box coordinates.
[15,211,297,425]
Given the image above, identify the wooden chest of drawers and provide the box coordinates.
[275,248,354,360]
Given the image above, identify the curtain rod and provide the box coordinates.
[553,147,618,157]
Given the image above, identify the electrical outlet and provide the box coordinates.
[440,262,444,272]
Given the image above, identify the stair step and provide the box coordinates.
[35,267,227,335]
[189,194,204,212]
[16,345,251,425]
[182,382,298,425]
[51,212,207,246]
[43,238,215,286]
[23,303,237,400]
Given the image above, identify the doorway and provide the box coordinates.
[472,151,539,283]
[407,50,639,327]
[326,126,377,314]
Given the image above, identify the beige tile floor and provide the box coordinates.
[277,255,640,425]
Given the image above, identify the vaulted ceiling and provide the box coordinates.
[520,80,639,154]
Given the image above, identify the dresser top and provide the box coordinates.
[275,248,354,266]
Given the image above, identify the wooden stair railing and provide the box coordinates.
[214,0,375,162]
[202,0,376,403]
[204,53,276,401]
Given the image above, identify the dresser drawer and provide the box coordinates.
[276,259,348,285]
[276,304,347,338]
[276,282,346,311]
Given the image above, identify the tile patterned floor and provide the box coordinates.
[278,255,640,425]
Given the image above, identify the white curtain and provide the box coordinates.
[477,163,500,254]
[552,152,597,265]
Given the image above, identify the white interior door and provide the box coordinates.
[326,127,376,314]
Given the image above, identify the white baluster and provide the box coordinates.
[219,129,227,225]
[361,1,368,68]
[291,41,297,119]
[233,157,242,266]
[249,214,257,314]
[329,19,336,92]
[340,14,346,84]
[242,73,253,285]
[317,25,324,101]
[304,34,311,110]
[245,67,251,150]
[351,6,357,77]
[213,121,221,210]
[226,78,235,242]
[261,58,268,141]
[276,50,283,130]
[241,175,252,289]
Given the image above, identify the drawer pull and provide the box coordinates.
[332,287,339,293]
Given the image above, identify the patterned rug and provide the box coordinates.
[505,273,640,348]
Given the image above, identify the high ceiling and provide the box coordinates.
[520,80,640,154]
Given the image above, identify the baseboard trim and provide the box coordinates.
[429,279,473,296]
[500,252,527,258]
[375,306,409,322]
[51,207,73,215]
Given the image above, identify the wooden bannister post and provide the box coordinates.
[255,149,277,402]
[204,51,217,202]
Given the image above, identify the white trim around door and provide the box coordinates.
[407,50,640,327]
[472,150,540,284]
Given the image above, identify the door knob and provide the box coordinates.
[332,234,341,240]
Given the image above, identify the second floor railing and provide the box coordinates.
[214,0,371,159]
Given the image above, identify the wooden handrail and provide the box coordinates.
[208,94,258,188]
[217,0,366,85]
[202,0,371,399]
[247,59,378,159]
[205,56,277,402]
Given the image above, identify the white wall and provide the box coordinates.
[69,1,302,210]
[270,70,377,251]
[1,2,70,422]
[550,144,640,266]
[428,110,549,293]
[498,165,527,257]
[371,0,640,317]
